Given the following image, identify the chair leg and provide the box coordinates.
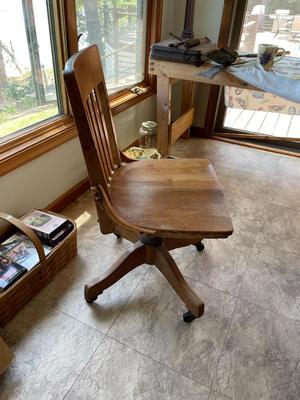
[194,241,205,252]
[84,241,145,303]
[154,245,204,319]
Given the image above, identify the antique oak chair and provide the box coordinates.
[63,45,233,322]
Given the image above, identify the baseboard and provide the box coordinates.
[213,136,300,158]
[47,178,90,213]
[190,125,210,138]
[47,138,141,214]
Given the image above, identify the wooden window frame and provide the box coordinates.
[0,0,163,176]
[211,1,300,152]
[65,0,162,112]
[192,0,237,138]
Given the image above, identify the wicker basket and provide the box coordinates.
[0,211,77,327]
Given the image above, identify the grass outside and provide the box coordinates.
[0,104,58,139]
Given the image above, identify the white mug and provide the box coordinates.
[257,44,286,70]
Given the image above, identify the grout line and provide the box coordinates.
[182,273,238,298]
[182,249,300,325]
[58,310,107,335]
[235,296,300,324]
[105,333,212,392]
[209,295,238,393]
[62,332,106,400]
[62,267,150,399]
[105,266,150,335]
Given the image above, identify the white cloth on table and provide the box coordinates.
[227,57,300,104]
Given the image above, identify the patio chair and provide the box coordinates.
[291,15,300,38]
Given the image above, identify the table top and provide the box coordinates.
[149,58,259,90]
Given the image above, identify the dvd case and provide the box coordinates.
[0,256,27,292]
[0,234,51,271]
[20,210,72,246]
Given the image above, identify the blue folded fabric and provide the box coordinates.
[227,58,300,104]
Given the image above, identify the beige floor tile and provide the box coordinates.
[35,242,147,334]
[171,238,250,296]
[267,175,300,210]
[65,336,210,400]
[276,155,300,181]
[2,138,299,399]
[209,391,232,400]
[239,244,300,320]
[214,161,274,200]
[0,305,103,400]
[254,202,300,255]
[213,299,300,400]
[216,142,279,174]
[108,268,236,388]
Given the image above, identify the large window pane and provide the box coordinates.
[76,0,148,94]
[0,0,61,141]
[224,0,300,139]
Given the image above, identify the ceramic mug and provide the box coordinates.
[257,44,286,70]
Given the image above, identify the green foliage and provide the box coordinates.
[3,74,33,102]
[0,104,58,138]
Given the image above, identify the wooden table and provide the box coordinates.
[149,59,258,157]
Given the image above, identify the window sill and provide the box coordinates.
[0,86,156,176]
[110,85,155,115]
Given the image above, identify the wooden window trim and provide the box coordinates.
[195,0,236,138]
[0,0,163,176]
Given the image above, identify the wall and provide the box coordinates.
[0,0,224,216]
[169,0,224,127]
[0,96,156,216]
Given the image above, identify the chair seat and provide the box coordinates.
[110,158,233,238]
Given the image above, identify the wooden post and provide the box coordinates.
[181,80,195,139]
[181,0,195,39]
[157,76,171,157]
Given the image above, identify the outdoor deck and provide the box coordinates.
[224,107,300,138]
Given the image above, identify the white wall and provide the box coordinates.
[170,0,224,126]
[0,96,157,216]
[0,0,224,216]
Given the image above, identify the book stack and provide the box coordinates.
[0,210,73,293]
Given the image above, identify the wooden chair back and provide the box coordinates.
[63,45,121,196]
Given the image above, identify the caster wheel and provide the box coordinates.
[114,232,121,239]
[85,296,97,303]
[195,241,205,252]
[183,310,196,323]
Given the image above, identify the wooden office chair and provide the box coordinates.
[63,45,233,322]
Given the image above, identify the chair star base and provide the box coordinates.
[84,238,205,322]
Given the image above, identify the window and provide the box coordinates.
[215,0,300,149]
[0,0,63,142]
[75,0,148,95]
[1,0,162,175]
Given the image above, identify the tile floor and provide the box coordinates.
[1,139,300,400]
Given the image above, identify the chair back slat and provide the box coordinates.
[63,45,121,195]
[92,89,115,172]
[94,82,121,167]
[85,94,111,184]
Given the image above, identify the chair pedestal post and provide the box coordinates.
[84,237,204,321]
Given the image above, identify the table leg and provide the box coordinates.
[157,75,171,157]
[181,80,195,139]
